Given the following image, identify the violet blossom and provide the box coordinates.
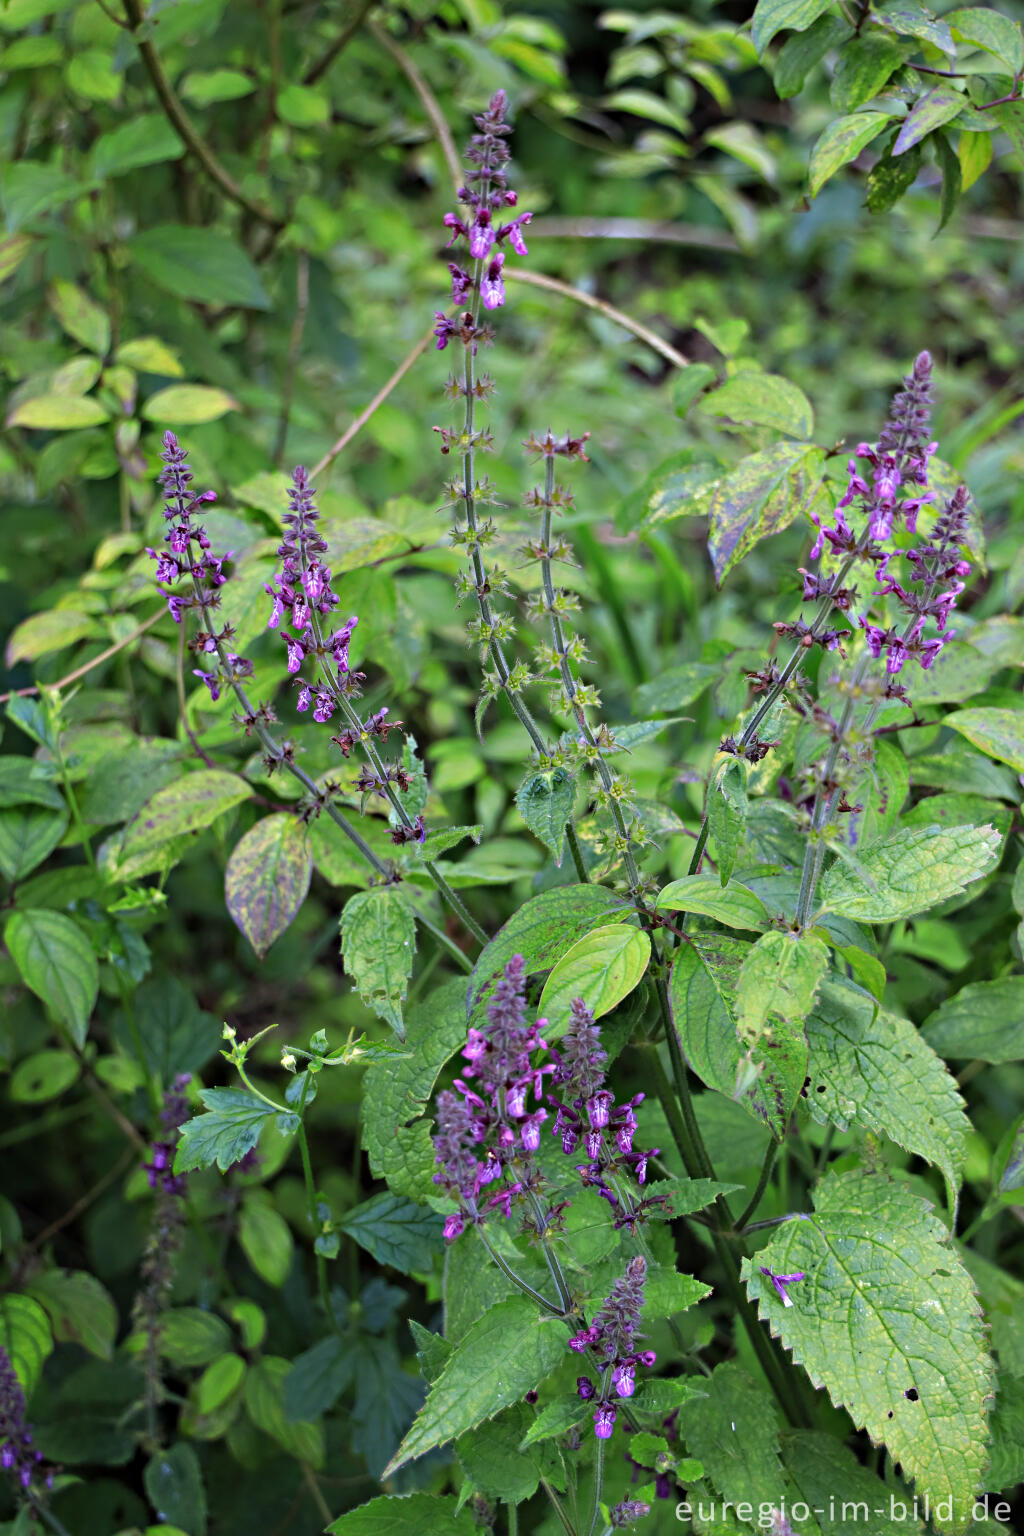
[0,1345,53,1499]
[573,1256,655,1438]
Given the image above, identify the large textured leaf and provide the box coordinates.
[707,442,828,583]
[893,85,966,156]
[946,7,1024,73]
[0,1295,53,1395]
[5,908,98,1047]
[945,709,1024,773]
[677,1363,785,1508]
[225,814,312,959]
[26,1270,117,1360]
[922,977,1024,1063]
[537,923,651,1039]
[734,930,829,1037]
[327,1495,478,1535]
[108,770,253,880]
[515,766,575,866]
[805,979,969,1206]
[830,34,909,113]
[340,886,417,1038]
[340,1192,445,1274]
[384,1297,570,1473]
[782,1430,917,1536]
[698,372,813,439]
[818,824,1000,922]
[743,1169,992,1530]
[5,608,97,664]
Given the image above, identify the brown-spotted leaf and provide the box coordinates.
[225,814,312,959]
[707,442,828,584]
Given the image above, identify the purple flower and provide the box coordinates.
[0,1345,53,1500]
[760,1266,806,1308]
[594,1404,617,1439]
[437,91,532,318]
[550,999,653,1206]
[481,252,506,310]
[611,1501,652,1528]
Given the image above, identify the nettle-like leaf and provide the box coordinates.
[805,979,969,1209]
[922,976,1024,1064]
[26,1270,117,1361]
[744,1169,992,1530]
[341,886,417,1039]
[707,441,829,584]
[225,813,313,959]
[175,1087,288,1174]
[327,1494,478,1535]
[782,1429,916,1536]
[734,930,829,1039]
[817,823,1000,922]
[678,1363,786,1508]
[245,1356,324,1467]
[946,708,1024,774]
[537,922,651,1039]
[697,372,814,439]
[707,756,748,886]
[515,765,575,865]
[340,1192,445,1275]
[384,1296,569,1474]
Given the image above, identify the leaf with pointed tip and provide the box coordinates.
[735,930,829,1040]
[751,0,835,56]
[707,442,828,583]
[678,1364,785,1508]
[225,814,312,959]
[341,886,416,1039]
[326,1495,479,1534]
[818,823,1000,922]
[108,769,253,880]
[922,977,1024,1063]
[945,709,1024,773]
[657,875,769,931]
[537,923,651,1040]
[707,756,748,887]
[5,908,98,1047]
[516,766,575,865]
[808,111,895,196]
[743,1169,992,1531]
[893,85,966,155]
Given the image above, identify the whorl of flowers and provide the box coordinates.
[573,1256,655,1438]
[0,1345,53,1498]
[144,1072,192,1198]
[432,954,553,1241]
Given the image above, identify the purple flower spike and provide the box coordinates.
[760,1266,806,1308]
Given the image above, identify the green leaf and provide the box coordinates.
[1,161,87,232]
[751,0,835,56]
[340,1192,445,1274]
[634,661,720,712]
[707,442,828,583]
[743,1169,992,1531]
[7,393,108,429]
[277,83,330,127]
[0,1295,52,1395]
[126,224,270,310]
[225,814,312,959]
[456,1404,551,1503]
[66,48,120,103]
[175,1088,280,1174]
[782,1430,918,1536]
[734,930,829,1036]
[340,886,417,1038]
[385,1297,569,1474]
[5,608,96,665]
[706,756,748,886]
[194,1353,245,1414]
[78,739,185,828]
[144,1444,206,1536]
[179,68,255,105]
[0,804,69,880]
[698,371,813,439]
[678,1363,785,1507]
[88,114,185,179]
[808,110,895,196]
[108,770,253,881]
[830,34,909,113]
[4,909,98,1046]
[25,1270,116,1361]
[118,977,220,1083]
[958,125,993,191]
[141,385,239,425]
[519,1396,586,1448]
[115,334,185,376]
[774,14,852,97]
[805,979,969,1206]
[284,1337,355,1423]
[893,85,966,155]
[238,1192,293,1287]
[537,923,651,1039]
[922,977,1024,1063]
[632,450,723,530]
[245,1357,325,1466]
[641,1268,712,1321]
[49,278,109,355]
[158,1308,232,1367]
[327,1495,478,1535]
[672,363,718,416]
[467,884,627,1029]
[817,823,1000,921]
[515,766,575,866]
[0,232,35,282]
[945,708,1024,772]
[9,1049,79,1103]
[933,128,962,232]
[945,8,1024,74]
[865,130,923,211]
[657,875,769,930]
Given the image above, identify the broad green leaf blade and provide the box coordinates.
[284,1337,354,1423]
[467,884,627,1029]
[817,824,1000,922]
[774,14,852,98]
[707,442,828,583]
[808,111,895,196]
[5,608,97,665]
[657,875,769,931]
[751,0,834,56]
[48,278,109,355]
[384,1297,570,1474]
[641,1268,712,1321]
[743,1169,992,1531]
[141,385,239,424]
[515,766,575,865]
[245,1357,324,1467]
[25,1270,117,1361]
[126,224,270,310]
[88,113,185,178]
[677,1363,785,1507]
[340,1192,445,1274]
[830,35,909,114]
[144,1443,207,1536]
[893,85,965,156]
[735,930,829,1037]
[0,759,64,811]
[782,1430,917,1536]
[946,7,1024,73]
[107,770,253,881]
[225,814,312,959]
[340,886,417,1039]
[174,1088,280,1174]
[922,977,1024,1063]
[0,804,69,881]
[0,1295,53,1395]
[945,709,1024,773]
[456,1403,549,1503]
[7,393,109,429]
[698,372,813,439]
[4,909,98,1047]
[707,756,748,886]
[805,979,969,1206]
[238,1192,293,1287]
[537,923,651,1039]
[327,1495,478,1535]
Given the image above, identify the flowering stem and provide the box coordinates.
[587,1433,605,1536]
[476,1227,563,1316]
[526,1190,574,1313]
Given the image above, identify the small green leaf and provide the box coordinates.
[115,335,185,376]
[829,34,909,113]
[25,1270,115,1361]
[225,814,312,959]
[1,161,86,232]
[893,85,966,155]
[7,394,109,429]
[108,770,253,880]
[933,128,962,232]
[945,708,1024,772]
[957,125,993,191]
[49,278,109,355]
[866,133,924,211]
[698,371,813,439]
[65,48,120,102]
[657,875,769,930]
[9,1050,79,1103]
[284,1337,354,1423]
[734,929,829,1037]
[707,442,828,582]
[88,114,185,179]
[141,384,238,425]
[340,886,417,1039]
[4,909,98,1046]
[277,83,330,127]
[5,608,97,665]
[516,766,575,865]
[922,977,1024,1063]
[817,823,1000,922]
[144,1442,206,1536]
[0,804,69,881]
[537,923,651,1039]
[0,1295,52,1395]
[174,1088,280,1174]
[245,1357,325,1466]
[159,1309,232,1367]
[179,68,255,105]
[751,0,835,56]
[808,110,895,196]
[634,661,720,712]
[385,1297,570,1473]
[340,1192,445,1274]
[743,1169,992,1530]
[194,1353,245,1414]
[774,14,852,98]
[708,757,748,886]
[672,363,718,416]
[238,1192,293,1288]
[519,1397,586,1448]
[126,224,270,310]
[641,1268,712,1321]
[945,7,1024,74]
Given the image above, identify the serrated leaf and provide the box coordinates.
[225,814,312,959]
[385,1297,569,1473]
[657,875,769,930]
[341,886,416,1039]
[945,708,1024,772]
[744,1169,992,1529]
[456,1403,548,1503]
[108,770,253,881]
[782,1429,917,1536]
[707,756,748,886]
[141,385,238,425]
[0,1295,53,1395]
[174,1088,279,1174]
[708,442,828,582]
[735,930,829,1038]
[515,766,575,865]
[634,661,720,712]
[4,909,98,1046]
[678,1363,785,1507]
[893,85,966,155]
[751,0,835,56]
[818,823,1000,921]
[698,372,813,439]
[519,1396,585,1447]
[414,824,482,862]
[922,977,1024,1063]
[808,111,895,196]
[126,224,270,310]
[537,923,651,1040]
[805,979,969,1206]
[340,1192,445,1274]
[327,1495,478,1535]
[641,1268,712,1320]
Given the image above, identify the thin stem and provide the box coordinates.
[301,1462,333,1526]
[310,327,434,480]
[508,1502,518,1536]
[303,0,375,84]
[735,1140,778,1231]
[476,1227,563,1315]
[296,1084,346,1345]
[411,904,472,972]
[540,1477,578,1536]
[587,1434,605,1536]
[0,610,161,704]
[527,1190,573,1313]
